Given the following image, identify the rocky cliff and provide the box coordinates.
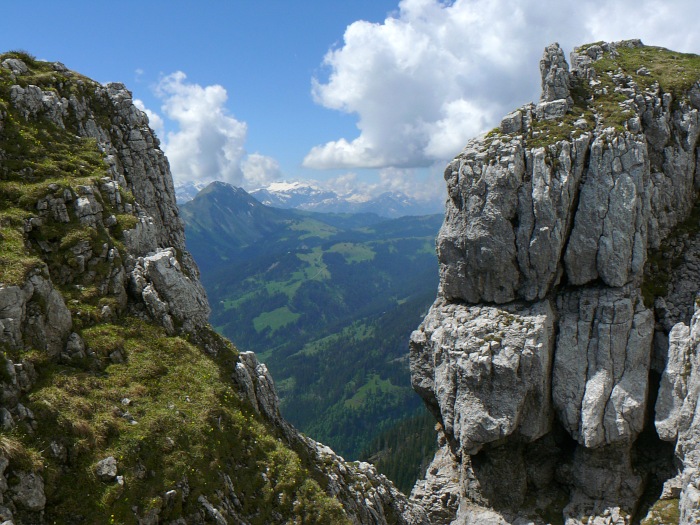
[0,52,428,524]
[409,41,700,524]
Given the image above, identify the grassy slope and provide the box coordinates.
[0,51,349,524]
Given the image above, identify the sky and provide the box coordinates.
[2,0,700,205]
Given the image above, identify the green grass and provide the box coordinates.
[253,306,301,333]
[221,290,259,310]
[594,45,700,96]
[344,373,405,409]
[329,242,375,263]
[296,248,331,280]
[9,318,349,524]
[234,248,331,303]
[297,321,373,357]
[640,498,680,525]
[288,218,338,240]
[586,45,700,130]
[264,279,304,300]
[0,225,43,284]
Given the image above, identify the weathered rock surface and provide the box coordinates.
[10,471,46,512]
[130,248,210,333]
[0,272,72,356]
[656,316,696,442]
[95,456,118,482]
[553,286,654,448]
[438,125,591,303]
[411,298,555,455]
[563,135,650,287]
[0,54,426,524]
[411,40,700,524]
[410,443,461,524]
[656,306,700,523]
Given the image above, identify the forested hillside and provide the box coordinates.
[181,183,441,481]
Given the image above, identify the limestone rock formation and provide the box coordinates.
[0,52,426,524]
[411,41,700,524]
[553,286,654,448]
[410,299,555,455]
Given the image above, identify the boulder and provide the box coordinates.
[95,456,118,482]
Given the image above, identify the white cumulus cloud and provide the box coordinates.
[155,71,248,186]
[323,165,446,203]
[144,72,282,190]
[242,153,283,188]
[304,0,700,171]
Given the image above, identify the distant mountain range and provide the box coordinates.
[178,181,387,274]
[174,180,209,203]
[179,181,442,474]
[176,179,444,218]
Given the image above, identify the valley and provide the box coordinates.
[181,182,442,490]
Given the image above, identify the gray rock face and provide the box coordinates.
[655,306,700,523]
[95,456,118,482]
[304,441,430,525]
[563,135,650,287]
[410,443,461,524]
[411,298,555,454]
[438,132,589,303]
[1,58,29,75]
[10,471,46,512]
[130,248,210,333]
[540,43,572,105]
[553,287,654,447]
[656,317,696,442]
[0,273,72,357]
[560,445,640,524]
[233,351,294,438]
[411,40,700,525]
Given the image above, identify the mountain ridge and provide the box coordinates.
[0,50,427,524]
[409,40,700,525]
[177,178,444,218]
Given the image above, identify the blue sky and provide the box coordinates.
[3,0,700,203]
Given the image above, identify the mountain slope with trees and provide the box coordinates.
[181,183,441,469]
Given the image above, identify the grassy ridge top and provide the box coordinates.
[490,43,700,150]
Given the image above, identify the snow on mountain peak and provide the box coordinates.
[176,179,444,218]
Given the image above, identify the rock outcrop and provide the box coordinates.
[411,41,700,524]
[0,52,426,524]
[6,39,700,525]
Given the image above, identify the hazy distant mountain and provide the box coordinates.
[251,181,444,218]
[174,180,209,203]
[179,182,385,273]
[178,181,291,269]
[249,181,339,209]
[177,179,443,217]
